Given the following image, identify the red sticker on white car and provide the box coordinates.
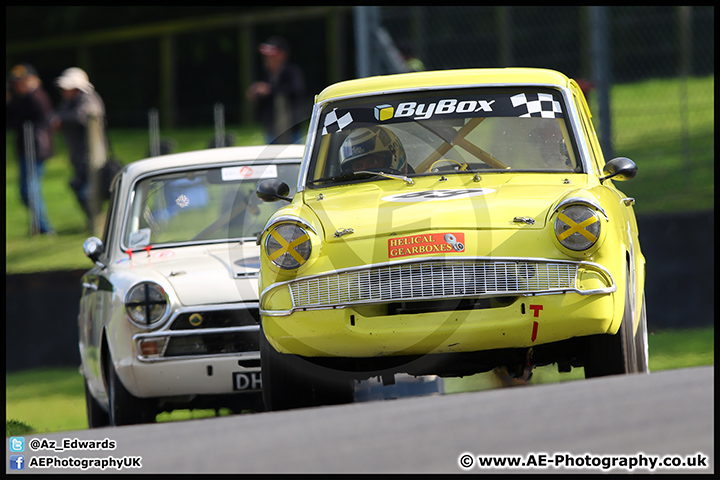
[221,164,278,181]
[388,232,465,258]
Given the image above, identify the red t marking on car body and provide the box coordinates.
[529,305,543,317]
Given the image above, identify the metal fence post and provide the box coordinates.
[214,102,226,147]
[590,6,613,160]
[497,6,514,67]
[678,6,692,187]
[159,34,176,130]
[87,114,106,236]
[354,6,371,78]
[148,108,161,157]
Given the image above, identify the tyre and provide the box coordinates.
[311,370,355,406]
[260,324,314,411]
[260,325,354,411]
[84,379,110,429]
[584,267,637,378]
[106,356,156,426]
[635,291,650,373]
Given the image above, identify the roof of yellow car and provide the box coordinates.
[316,68,572,103]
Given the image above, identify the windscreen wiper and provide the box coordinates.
[353,170,414,186]
[308,170,414,186]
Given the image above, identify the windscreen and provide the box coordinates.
[307,88,581,187]
[124,162,300,249]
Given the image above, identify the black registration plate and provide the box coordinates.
[232,371,262,391]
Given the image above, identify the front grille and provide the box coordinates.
[289,259,578,309]
[170,308,259,330]
[164,331,260,357]
[135,304,263,361]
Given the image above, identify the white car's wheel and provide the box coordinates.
[106,355,156,426]
[84,380,109,429]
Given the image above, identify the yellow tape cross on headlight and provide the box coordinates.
[268,229,310,264]
[557,212,598,242]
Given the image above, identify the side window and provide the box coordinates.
[571,85,603,175]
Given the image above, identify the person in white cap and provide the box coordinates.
[51,67,107,228]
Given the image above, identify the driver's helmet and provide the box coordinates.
[340,126,407,173]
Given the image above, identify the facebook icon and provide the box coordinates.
[10,455,25,470]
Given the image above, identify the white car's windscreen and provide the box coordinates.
[124,162,300,248]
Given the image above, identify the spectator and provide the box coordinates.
[398,41,425,73]
[52,67,107,228]
[246,36,305,145]
[147,139,176,158]
[207,133,236,149]
[6,63,56,235]
[576,78,595,97]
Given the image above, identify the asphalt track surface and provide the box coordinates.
[7,365,713,474]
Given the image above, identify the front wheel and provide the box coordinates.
[106,356,156,426]
[635,291,650,373]
[584,267,638,378]
[84,380,110,429]
[260,325,354,411]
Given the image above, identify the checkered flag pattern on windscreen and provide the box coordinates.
[510,93,563,118]
[322,108,354,135]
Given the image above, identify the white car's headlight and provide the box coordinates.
[265,223,312,270]
[554,205,601,251]
[125,282,169,328]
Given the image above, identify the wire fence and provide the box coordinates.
[365,6,714,210]
[375,6,713,81]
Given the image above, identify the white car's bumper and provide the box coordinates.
[121,354,261,398]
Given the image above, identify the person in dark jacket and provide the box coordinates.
[6,63,56,235]
[51,67,107,227]
[246,36,305,144]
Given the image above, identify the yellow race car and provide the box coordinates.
[256,68,648,411]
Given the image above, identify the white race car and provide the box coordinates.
[79,144,303,426]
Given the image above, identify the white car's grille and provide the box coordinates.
[289,259,579,308]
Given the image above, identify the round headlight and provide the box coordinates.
[265,223,312,270]
[554,205,601,251]
[125,282,169,328]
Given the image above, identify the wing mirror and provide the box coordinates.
[600,157,637,183]
[256,179,292,203]
[83,237,106,268]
